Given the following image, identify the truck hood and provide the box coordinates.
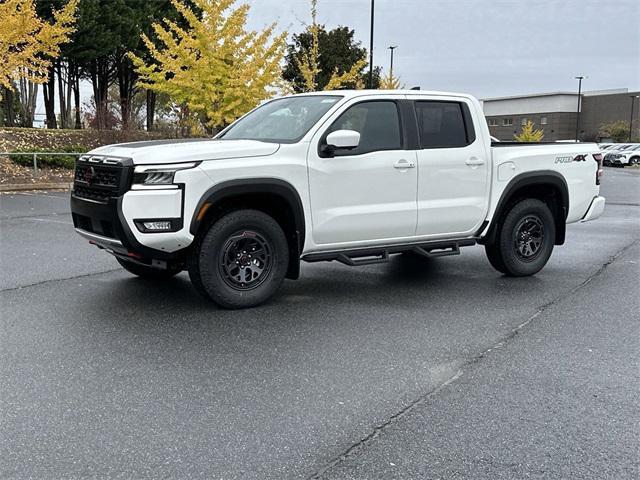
[89,138,280,165]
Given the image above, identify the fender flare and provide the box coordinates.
[189,178,306,278]
[481,170,569,246]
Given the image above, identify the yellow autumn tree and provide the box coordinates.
[379,69,404,90]
[514,120,545,142]
[296,0,367,92]
[129,0,287,131]
[0,0,77,98]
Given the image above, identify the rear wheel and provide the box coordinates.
[187,209,289,309]
[485,199,555,277]
[116,258,182,279]
[628,156,640,166]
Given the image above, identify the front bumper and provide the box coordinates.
[70,153,198,261]
[581,196,606,222]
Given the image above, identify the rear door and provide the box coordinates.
[307,97,418,245]
[413,98,491,237]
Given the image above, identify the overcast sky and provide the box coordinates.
[245,0,639,97]
[38,0,639,123]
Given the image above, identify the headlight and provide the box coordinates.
[132,162,199,189]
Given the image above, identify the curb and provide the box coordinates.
[0,182,72,192]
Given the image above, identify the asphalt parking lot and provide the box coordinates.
[1,168,639,479]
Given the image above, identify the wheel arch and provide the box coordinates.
[190,178,306,279]
[480,171,569,246]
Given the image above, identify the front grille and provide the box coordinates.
[73,156,130,203]
[73,185,112,202]
[74,165,119,187]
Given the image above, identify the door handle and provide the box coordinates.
[394,159,416,169]
[465,157,485,166]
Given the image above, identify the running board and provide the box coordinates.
[301,239,476,267]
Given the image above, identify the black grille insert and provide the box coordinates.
[73,159,129,202]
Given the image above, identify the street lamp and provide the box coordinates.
[368,0,375,88]
[629,95,639,142]
[388,45,398,78]
[574,76,586,142]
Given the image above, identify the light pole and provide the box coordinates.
[368,0,375,88]
[629,95,639,142]
[388,45,398,78]
[574,76,586,142]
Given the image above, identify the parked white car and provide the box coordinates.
[603,143,640,167]
[71,90,605,308]
[606,144,640,166]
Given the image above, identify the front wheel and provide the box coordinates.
[485,199,556,277]
[187,209,289,309]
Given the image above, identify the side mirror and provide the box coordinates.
[324,130,360,155]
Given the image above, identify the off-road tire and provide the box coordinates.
[187,209,289,309]
[117,258,182,279]
[485,198,555,277]
[484,242,507,274]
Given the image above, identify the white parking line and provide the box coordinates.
[13,192,69,200]
[26,217,73,226]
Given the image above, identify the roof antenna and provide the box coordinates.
[410,86,420,90]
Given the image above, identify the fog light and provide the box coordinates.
[135,218,181,233]
[143,221,172,231]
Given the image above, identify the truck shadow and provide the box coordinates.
[89,252,542,322]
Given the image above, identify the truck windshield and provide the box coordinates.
[219,95,342,143]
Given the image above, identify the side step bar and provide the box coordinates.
[302,239,476,267]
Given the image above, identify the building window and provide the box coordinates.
[503,118,513,126]
[488,118,498,127]
[521,118,528,126]
[540,116,548,125]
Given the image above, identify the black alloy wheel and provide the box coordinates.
[219,231,273,291]
[513,215,545,262]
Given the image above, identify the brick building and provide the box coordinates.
[482,88,640,142]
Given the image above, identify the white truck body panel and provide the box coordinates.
[72,90,604,257]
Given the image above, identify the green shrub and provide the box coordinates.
[8,144,90,169]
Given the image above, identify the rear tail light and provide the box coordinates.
[593,153,603,185]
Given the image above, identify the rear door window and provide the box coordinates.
[414,101,475,149]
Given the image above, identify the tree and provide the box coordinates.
[283,0,378,92]
[514,120,544,142]
[379,69,403,90]
[0,0,77,126]
[0,84,21,126]
[598,120,637,142]
[130,0,287,131]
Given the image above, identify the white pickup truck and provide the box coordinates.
[71,90,605,308]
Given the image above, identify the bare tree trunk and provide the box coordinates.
[43,66,57,129]
[90,60,110,130]
[1,87,17,126]
[56,62,71,129]
[73,73,81,129]
[65,66,73,128]
[146,90,156,131]
[117,56,136,130]
[18,76,38,127]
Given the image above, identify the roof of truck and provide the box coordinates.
[290,89,476,100]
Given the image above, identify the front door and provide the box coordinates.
[307,98,418,246]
